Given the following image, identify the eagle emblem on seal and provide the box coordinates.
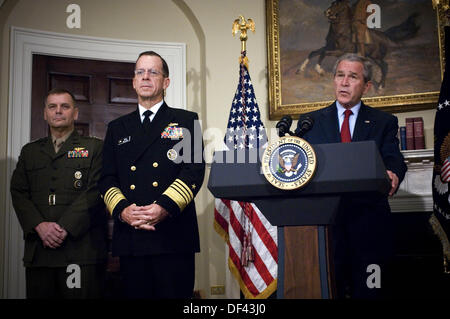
[278,152,302,177]
[262,136,317,190]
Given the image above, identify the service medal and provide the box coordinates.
[167,149,178,161]
[161,124,183,139]
[74,180,83,189]
[68,147,89,158]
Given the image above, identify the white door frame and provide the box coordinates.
[4,26,186,298]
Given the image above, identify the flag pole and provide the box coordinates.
[214,17,277,298]
[232,15,255,68]
[233,15,259,269]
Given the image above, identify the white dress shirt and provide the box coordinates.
[138,100,164,123]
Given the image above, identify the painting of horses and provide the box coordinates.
[266,0,445,119]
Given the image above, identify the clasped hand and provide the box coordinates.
[35,222,67,249]
[120,203,169,231]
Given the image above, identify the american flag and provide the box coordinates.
[430,26,450,273]
[442,157,450,183]
[214,51,278,299]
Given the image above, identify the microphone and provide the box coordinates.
[276,115,293,137]
[296,116,314,138]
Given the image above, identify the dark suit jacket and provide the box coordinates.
[98,103,205,257]
[296,102,407,259]
[296,102,406,181]
[10,131,108,267]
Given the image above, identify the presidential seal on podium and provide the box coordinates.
[262,136,317,190]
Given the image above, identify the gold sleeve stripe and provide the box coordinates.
[104,187,126,215]
[172,180,194,204]
[163,187,187,211]
[174,179,194,200]
[171,183,190,203]
[105,189,122,209]
[162,179,194,211]
[105,188,120,203]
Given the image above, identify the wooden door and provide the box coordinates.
[31,54,137,140]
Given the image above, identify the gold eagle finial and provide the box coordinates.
[432,0,450,26]
[432,0,449,11]
[232,15,255,53]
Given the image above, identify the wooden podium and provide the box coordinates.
[208,141,390,299]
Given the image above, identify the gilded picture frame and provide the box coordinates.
[266,0,447,120]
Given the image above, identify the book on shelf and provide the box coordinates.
[405,117,415,150]
[399,126,406,150]
[413,117,425,150]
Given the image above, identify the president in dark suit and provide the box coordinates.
[296,53,407,298]
[98,51,205,299]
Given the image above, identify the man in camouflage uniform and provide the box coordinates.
[10,88,108,298]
